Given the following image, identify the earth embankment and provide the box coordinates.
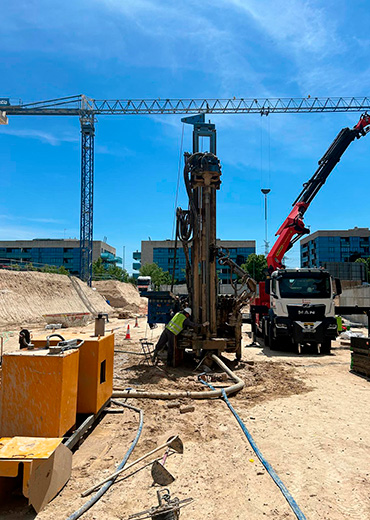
[0,271,112,329]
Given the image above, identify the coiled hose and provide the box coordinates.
[66,401,144,520]
[199,376,307,520]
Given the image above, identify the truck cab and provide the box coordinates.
[137,276,153,295]
[263,268,341,353]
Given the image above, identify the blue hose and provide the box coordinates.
[66,401,144,520]
[199,376,307,520]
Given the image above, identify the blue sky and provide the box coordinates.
[1,0,370,272]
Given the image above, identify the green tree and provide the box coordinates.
[355,257,369,282]
[92,258,106,279]
[241,254,268,283]
[40,264,59,273]
[139,263,172,290]
[25,262,37,272]
[92,258,129,282]
[107,264,129,282]
[128,275,138,286]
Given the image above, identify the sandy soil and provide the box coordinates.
[1,319,369,520]
[0,271,112,329]
[93,280,147,316]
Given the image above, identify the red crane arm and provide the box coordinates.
[266,113,370,272]
[267,202,309,270]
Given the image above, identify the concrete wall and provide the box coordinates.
[339,285,370,325]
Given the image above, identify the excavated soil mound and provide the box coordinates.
[0,270,112,329]
[92,280,147,315]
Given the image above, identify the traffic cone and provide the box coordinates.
[125,324,131,340]
[134,317,139,328]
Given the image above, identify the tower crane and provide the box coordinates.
[2,94,370,285]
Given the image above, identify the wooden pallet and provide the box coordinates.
[350,336,370,378]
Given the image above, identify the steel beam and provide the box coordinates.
[3,96,370,116]
[80,115,95,286]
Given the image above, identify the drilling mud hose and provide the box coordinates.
[112,354,244,400]
[199,378,307,520]
[66,402,144,520]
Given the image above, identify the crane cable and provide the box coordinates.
[171,123,185,242]
[170,123,185,291]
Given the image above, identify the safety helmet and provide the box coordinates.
[183,307,192,316]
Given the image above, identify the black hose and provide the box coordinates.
[45,333,65,349]
[66,401,144,520]
[171,221,179,292]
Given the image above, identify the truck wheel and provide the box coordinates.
[263,329,269,347]
[270,336,282,351]
[321,339,331,354]
[269,325,281,351]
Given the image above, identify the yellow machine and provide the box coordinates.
[32,332,115,415]
[0,348,79,438]
[0,436,72,512]
[0,328,115,512]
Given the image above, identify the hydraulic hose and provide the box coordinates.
[66,401,144,520]
[112,354,244,400]
[199,378,307,520]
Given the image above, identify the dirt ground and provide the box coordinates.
[1,318,370,520]
[0,271,112,328]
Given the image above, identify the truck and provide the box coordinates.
[257,267,341,353]
[137,276,153,294]
[251,113,370,354]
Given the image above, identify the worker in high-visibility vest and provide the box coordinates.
[152,307,209,366]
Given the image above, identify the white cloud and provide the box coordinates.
[0,128,79,146]
[226,0,339,56]
[0,214,65,224]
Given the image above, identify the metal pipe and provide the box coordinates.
[112,354,244,400]
[205,188,211,333]
[64,413,95,450]
[82,435,181,497]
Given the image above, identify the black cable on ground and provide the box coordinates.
[66,401,144,520]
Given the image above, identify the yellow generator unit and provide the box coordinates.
[32,332,115,415]
[0,348,79,438]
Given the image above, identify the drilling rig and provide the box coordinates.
[168,114,256,364]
